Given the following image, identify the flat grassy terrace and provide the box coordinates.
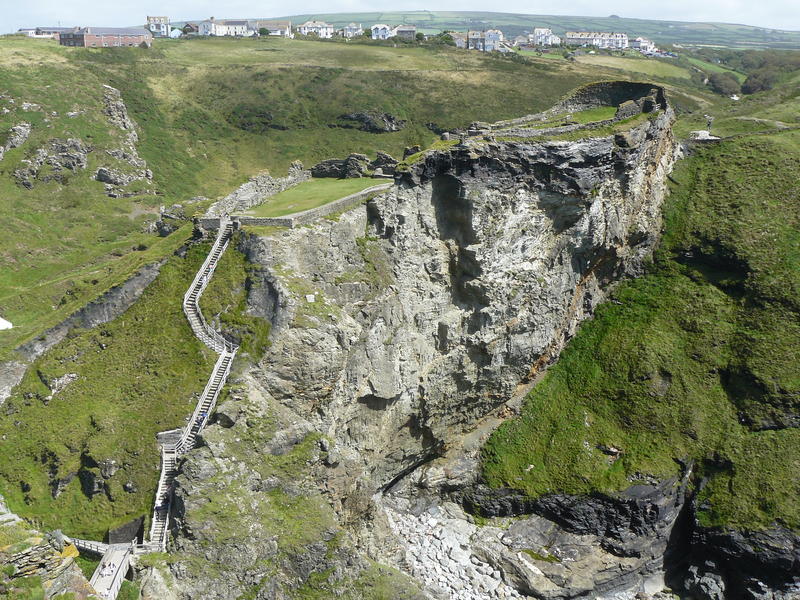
[576,55,692,80]
[244,177,383,217]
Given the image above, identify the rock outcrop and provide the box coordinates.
[0,121,31,162]
[14,138,91,188]
[311,151,399,178]
[0,495,97,599]
[168,84,681,597]
[337,111,406,132]
[96,85,153,197]
[683,518,800,600]
[204,160,310,217]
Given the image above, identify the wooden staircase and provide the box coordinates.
[147,217,240,552]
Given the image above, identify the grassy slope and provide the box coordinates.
[245,178,381,217]
[575,55,691,79]
[481,118,800,530]
[281,11,800,48]
[0,38,188,358]
[0,242,260,538]
[685,56,747,82]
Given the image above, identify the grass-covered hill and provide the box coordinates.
[282,10,800,49]
[0,34,604,361]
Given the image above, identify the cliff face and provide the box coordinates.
[163,88,681,598]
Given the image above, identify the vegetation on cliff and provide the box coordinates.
[0,242,260,538]
[482,124,800,531]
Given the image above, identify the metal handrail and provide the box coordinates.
[174,349,236,455]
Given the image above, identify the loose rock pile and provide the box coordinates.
[384,499,524,600]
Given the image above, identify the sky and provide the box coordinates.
[2,0,799,33]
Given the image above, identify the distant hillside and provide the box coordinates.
[279,11,800,49]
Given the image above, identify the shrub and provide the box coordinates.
[708,72,741,96]
[742,69,781,94]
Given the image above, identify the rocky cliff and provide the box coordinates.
[156,83,681,598]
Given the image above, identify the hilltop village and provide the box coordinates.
[19,16,662,55]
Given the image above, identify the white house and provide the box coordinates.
[531,27,561,46]
[146,16,170,37]
[630,37,657,52]
[450,32,467,48]
[298,20,334,38]
[250,20,293,38]
[371,24,394,40]
[199,18,250,36]
[341,23,363,38]
[465,29,506,52]
[565,31,628,49]
[484,29,504,51]
[20,27,73,39]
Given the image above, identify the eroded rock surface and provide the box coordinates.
[169,85,682,598]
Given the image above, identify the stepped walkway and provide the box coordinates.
[70,218,239,599]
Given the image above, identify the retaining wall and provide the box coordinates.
[198,182,393,230]
[204,161,311,217]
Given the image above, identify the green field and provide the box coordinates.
[245,177,383,217]
[576,55,691,79]
[686,56,748,82]
[281,11,800,48]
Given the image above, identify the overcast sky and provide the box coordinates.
[3,0,798,33]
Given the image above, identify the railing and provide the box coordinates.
[174,350,235,455]
[182,218,237,354]
[147,444,177,550]
[145,215,240,551]
[89,543,133,600]
[71,538,108,556]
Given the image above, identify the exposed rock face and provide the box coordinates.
[338,111,406,132]
[170,88,680,597]
[97,85,153,197]
[0,121,31,162]
[311,151,399,178]
[0,496,97,599]
[683,519,800,600]
[14,138,91,188]
[205,160,310,217]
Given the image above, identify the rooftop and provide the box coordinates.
[72,27,152,36]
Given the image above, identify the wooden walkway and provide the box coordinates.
[71,218,240,599]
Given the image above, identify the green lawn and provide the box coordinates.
[244,178,387,217]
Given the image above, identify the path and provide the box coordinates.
[70,217,240,599]
[88,544,134,600]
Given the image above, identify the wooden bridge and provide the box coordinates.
[72,218,240,599]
